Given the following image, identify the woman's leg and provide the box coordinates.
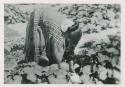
[37,27,49,62]
[52,38,64,69]
[33,29,40,63]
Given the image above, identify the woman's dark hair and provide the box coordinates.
[67,22,79,33]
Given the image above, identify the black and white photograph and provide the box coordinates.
[4,4,121,84]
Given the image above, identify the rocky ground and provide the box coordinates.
[4,4,120,84]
